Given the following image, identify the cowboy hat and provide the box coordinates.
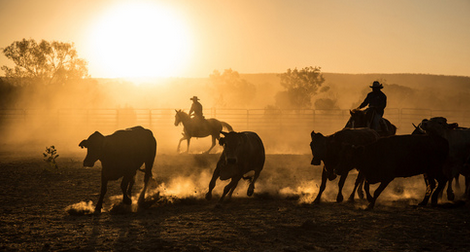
[370,81,383,89]
[190,96,200,101]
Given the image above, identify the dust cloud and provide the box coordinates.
[2,73,470,211]
[2,73,470,155]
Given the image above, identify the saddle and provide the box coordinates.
[189,116,208,133]
[364,108,388,132]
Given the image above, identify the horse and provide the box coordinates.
[174,109,234,154]
[345,109,397,137]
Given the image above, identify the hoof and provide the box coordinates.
[336,194,344,203]
[447,193,455,201]
[123,198,132,205]
[358,191,364,199]
[205,193,212,201]
[247,188,254,197]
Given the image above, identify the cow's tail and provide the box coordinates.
[221,121,234,132]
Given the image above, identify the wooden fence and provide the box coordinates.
[1,108,470,153]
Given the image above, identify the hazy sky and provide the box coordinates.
[1,0,469,78]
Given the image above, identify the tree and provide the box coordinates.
[1,38,89,85]
[208,69,256,108]
[276,66,325,109]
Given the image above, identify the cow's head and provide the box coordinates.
[79,131,105,167]
[219,131,246,165]
[310,130,327,166]
[420,117,450,136]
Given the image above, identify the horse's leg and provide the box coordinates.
[204,135,217,154]
[177,136,185,153]
[186,137,191,153]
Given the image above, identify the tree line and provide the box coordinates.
[1,38,331,110]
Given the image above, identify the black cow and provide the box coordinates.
[310,128,380,203]
[414,117,470,200]
[336,134,449,209]
[79,126,157,213]
[205,131,265,203]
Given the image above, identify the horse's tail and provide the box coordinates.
[221,121,234,132]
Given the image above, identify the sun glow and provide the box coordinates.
[87,2,192,78]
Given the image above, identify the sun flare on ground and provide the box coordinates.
[87,2,192,78]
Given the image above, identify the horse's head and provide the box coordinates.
[174,109,188,126]
[347,109,368,128]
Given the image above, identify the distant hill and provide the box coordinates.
[1,73,470,110]
[240,73,470,110]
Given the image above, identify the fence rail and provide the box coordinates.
[1,108,470,153]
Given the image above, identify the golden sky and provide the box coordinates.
[0,0,469,78]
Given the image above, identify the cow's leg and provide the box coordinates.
[349,171,364,201]
[336,173,348,203]
[431,177,447,206]
[226,179,240,200]
[121,176,132,205]
[357,174,365,199]
[220,176,241,203]
[367,180,391,210]
[364,181,373,202]
[446,177,455,201]
[138,170,152,205]
[95,179,108,213]
[127,175,135,197]
[247,169,261,197]
[419,175,435,206]
[205,166,220,201]
[313,168,328,203]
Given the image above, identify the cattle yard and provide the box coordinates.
[2,107,470,154]
[1,108,470,251]
[0,153,469,251]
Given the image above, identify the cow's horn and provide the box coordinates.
[412,123,418,129]
[220,131,228,136]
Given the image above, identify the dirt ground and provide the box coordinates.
[1,152,469,252]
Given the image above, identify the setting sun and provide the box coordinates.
[87,2,192,78]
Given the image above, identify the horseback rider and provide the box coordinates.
[189,96,204,122]
[357,81,387,131]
